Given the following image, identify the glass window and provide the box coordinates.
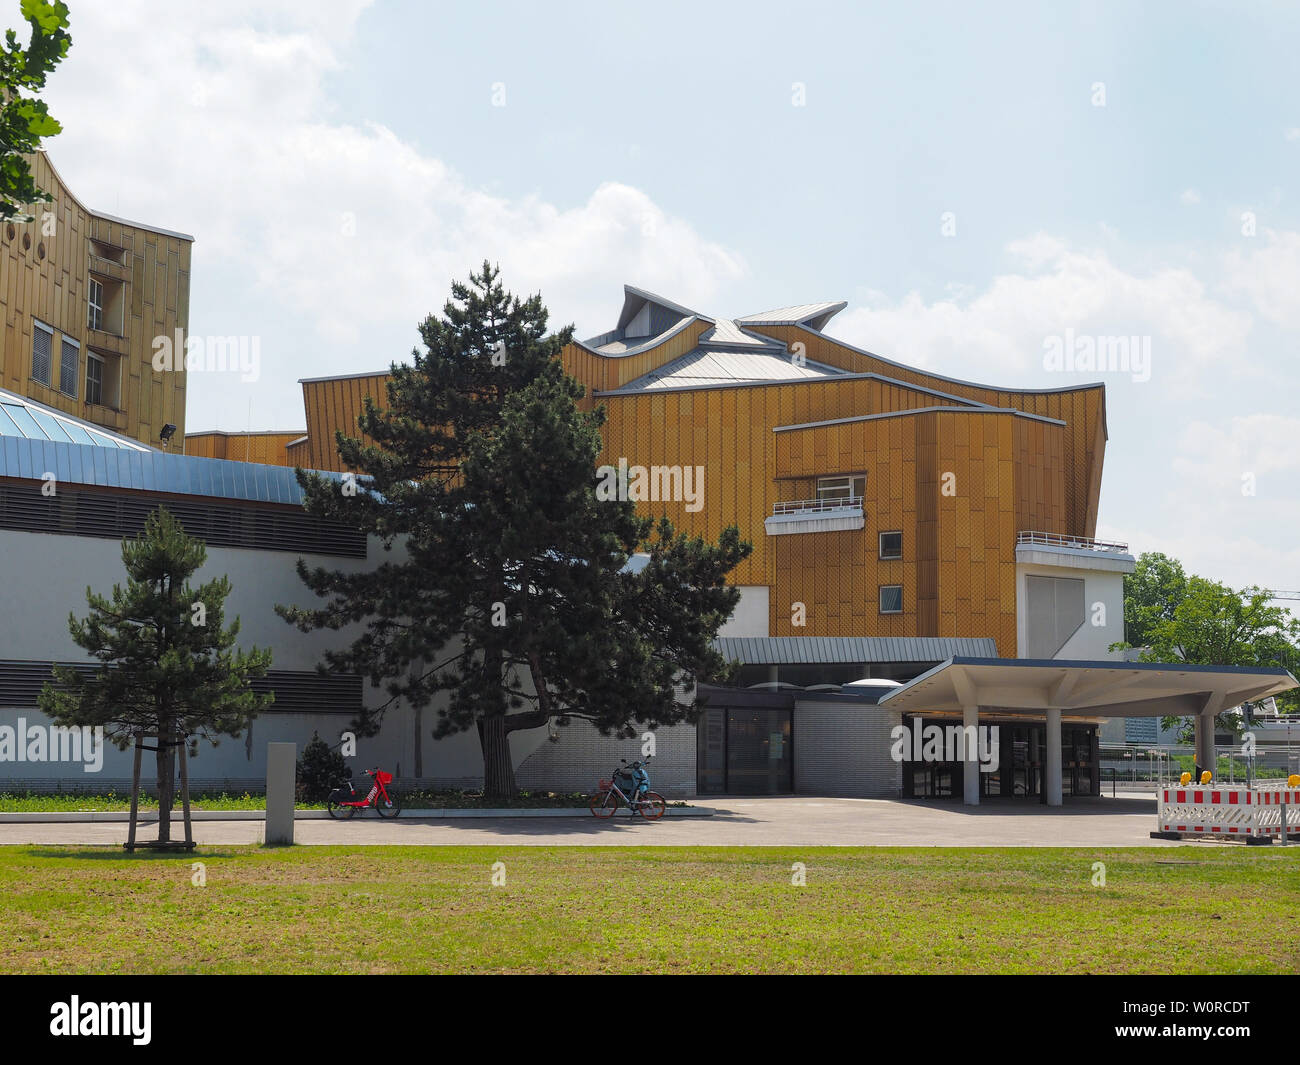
[58,419,95,446]
[879,584,904,614]
[879,531,903,559]
[816,474,866,504]
[88,278,104,331]
[2,401,45,439]
[87,429,123,449]
[59,337,79,398]
[28,407,73,443]
[31,321,53,385]
[0,406,22,436]
[86,354,104,407]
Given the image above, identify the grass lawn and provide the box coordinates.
[0,790,612,812]
[1,846,1298,974]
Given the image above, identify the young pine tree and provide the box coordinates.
[39,507,273,841]
[280,263,750,798]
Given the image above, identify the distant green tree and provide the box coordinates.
[1120,551,1188,649]
[1121,569,1300,739]
[0,0,71,222]
[39,508,273,843]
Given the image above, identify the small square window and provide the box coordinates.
[879,531,903,559]
[879,585,903,614]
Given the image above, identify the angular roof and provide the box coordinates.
[695,318,785,350]
[613,348,849,392]
[0,388,153,452]
[735,301,847,330]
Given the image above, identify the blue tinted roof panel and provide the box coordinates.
[2,402,46,440]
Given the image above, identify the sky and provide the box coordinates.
[22,0,1300,596]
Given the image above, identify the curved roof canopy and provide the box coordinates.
[877,657,1300,719]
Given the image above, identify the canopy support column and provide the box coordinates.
[1045,708,1063,807]
[1195,693,1223,778]
[963,704,980,806]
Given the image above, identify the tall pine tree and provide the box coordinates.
[40,507,273,842]
[280,264,750,797]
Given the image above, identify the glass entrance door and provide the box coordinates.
[725,708,793,794]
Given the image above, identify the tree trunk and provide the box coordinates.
[155,725,176,843]
[478,712,517,799]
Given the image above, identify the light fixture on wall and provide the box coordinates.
[159,423,177,450]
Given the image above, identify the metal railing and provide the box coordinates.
[1100,742,1300,790]
[1017,530,1130,554]
[771,495,864,516]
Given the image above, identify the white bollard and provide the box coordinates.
[265,742,297,845]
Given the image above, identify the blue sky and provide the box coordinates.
[26,0,1300,594]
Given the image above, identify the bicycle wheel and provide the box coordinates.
[327,790,358,827]
[639,792,666,821]
[375,792,401,818]
[327,798,356,820]
[589,789,619,818]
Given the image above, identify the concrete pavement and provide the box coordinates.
[0,795,1193,847]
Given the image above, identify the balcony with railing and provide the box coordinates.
[1016,531,1130,554]
[765,494,865,535]
[1016,530,1135,571]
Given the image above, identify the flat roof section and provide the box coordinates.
[715,636,999,665]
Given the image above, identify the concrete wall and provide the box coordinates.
[0,526,705,792]
[718,585,769,638]
[0,527,490,788]
[1015,558,1128,661]
[793,700,903,797]
[515,718,697,797]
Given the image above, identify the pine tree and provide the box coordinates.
[39,507,273,842]
[280,263,750,797]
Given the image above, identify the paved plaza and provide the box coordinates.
[0,795,1198,847]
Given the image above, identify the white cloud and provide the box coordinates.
[826,234,1252,384]
[37,1,745,369]
[1180,188,1201,205]
[1112,414,1300,591]
[1285,127,1300,141]
[1224,228,1300,329]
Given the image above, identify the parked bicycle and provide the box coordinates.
[327,767,401,819]
[589,756,666,820]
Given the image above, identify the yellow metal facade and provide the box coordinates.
[0,153,192,449]
[275,302,1107,658]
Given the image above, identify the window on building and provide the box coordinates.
[59,336,79,398]
[879,531,903,559]
[31,320,53,386]
[816,474,866,504]
[87,278,104,331]
[879,584,903,614]
[86,352,104,406]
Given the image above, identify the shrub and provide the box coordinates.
[296,733,348,802]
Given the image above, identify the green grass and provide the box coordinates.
[0,846,1296,973]
[0,789,628,812]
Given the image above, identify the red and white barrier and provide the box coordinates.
[1254,788,1300,839]
[1156,784,1299,841]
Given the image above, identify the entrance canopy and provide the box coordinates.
[877,657,1298,809]
[877,657,1298,719]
